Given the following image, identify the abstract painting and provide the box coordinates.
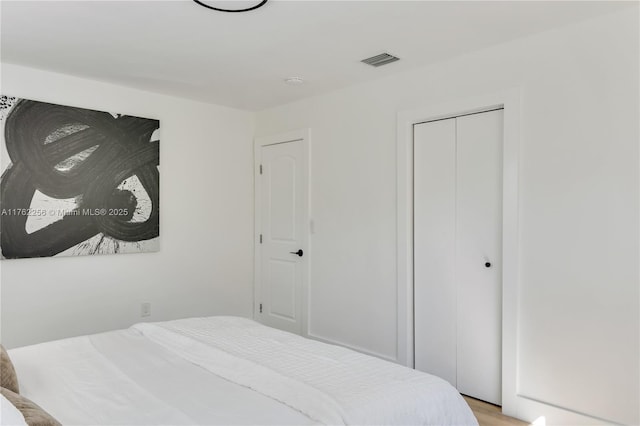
[0,96,160,259]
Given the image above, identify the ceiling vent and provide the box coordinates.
[361,52,400,67]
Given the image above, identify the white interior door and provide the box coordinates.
[413,117,457,386]
[455,110,503,405]
[414,109,503,406]
[257,138,307,335]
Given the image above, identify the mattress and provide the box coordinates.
[9,316,477,425]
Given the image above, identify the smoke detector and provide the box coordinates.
[284,77,304,85]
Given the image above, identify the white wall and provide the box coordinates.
[0,64,255,349]
[255,8,639,425]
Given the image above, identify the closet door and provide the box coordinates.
[455,110,503,405]
[414,109,503,406]
[413,118,457,386]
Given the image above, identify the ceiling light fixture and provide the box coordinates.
[192,0,268,13]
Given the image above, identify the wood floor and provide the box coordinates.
[464,396,528,426]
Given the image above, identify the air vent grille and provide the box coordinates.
[361,53,400,67]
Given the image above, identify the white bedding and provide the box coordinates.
[1,394,28,426]
[9,325,315,425]
[9,316,477,425]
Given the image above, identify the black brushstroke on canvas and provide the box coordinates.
[1,99,159,259]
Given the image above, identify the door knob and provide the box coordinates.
[485,262,491,268]
[290,249,304,257]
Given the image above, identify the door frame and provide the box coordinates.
[254,128,311,336]
[396,89,521,416]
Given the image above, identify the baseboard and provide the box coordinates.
[511,395,624,426]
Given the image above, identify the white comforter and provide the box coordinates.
[11,316,477,425]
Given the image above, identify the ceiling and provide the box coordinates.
[1,1,633,111]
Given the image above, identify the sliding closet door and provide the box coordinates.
[413,118,457,386]
[455,110,503,405]
[414,109,503,406]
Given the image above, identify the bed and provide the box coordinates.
[6,316,477,425]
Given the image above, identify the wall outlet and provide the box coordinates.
[141,302,151,318]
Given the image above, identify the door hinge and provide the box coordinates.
[259,234,263,244]
[259,303,263,313]
[259,164,263,175]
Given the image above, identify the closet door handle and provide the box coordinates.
[290,249,303,257]
[485,262,492,268]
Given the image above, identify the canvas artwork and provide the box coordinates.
[0,96,160,259]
